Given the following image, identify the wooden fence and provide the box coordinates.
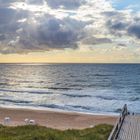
[108,104,128,140]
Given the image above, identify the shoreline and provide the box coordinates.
[0,107,117,130]
[0,105,119,116]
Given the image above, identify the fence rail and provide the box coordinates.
[108,104,128,140]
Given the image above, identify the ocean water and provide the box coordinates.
[0,63,140,115]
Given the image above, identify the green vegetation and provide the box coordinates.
[0,124,113,140]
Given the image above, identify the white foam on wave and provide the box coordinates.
[1,87,139,114]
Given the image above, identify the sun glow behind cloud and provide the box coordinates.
[0,0,140,63]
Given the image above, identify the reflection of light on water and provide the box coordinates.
[0,64,140,114]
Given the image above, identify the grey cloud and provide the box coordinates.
[46,0,86,9]
[133,17,140,22]
[112,22,127,30]
[82,37,112,45]
[1,12,86,54]
[18,15,86,51]
[102,11,119,17]
[106,20,128,31]
[0,8,16,25]
[0,0,20,4]
[0,0,24,7]
[117,43,127,47]
[0,7,20,39]
[105,12,140,39]
[1,0,140,54]
[0,34,5,40]
[0,0,22,2]
[0,0,89,54]
[128,24,140,39]
[0,6,29,42]
[0,7,28,26]
[104,11,131,37]
[26,0,45,5]
[104,10,140,40]
[107,21,128,37]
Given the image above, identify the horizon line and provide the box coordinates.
[0,62,140,64]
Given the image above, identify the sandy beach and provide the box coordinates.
[0,107,117,130]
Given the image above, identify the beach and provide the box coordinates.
[0,107,117,130]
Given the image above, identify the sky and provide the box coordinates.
[0,0,140,63]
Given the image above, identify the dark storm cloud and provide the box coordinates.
[46,0,86,9]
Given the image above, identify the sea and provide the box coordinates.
[0,63,140,115]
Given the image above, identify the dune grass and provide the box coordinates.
[0,124,113,140]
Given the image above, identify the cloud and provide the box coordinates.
[0,34,5,41]
[107,21,128,31]
[46,0,86,9]
[128,24,140,39]
[82,37,112,45]
[29,16,85,49]
[26,0,45,5]
[2,13,86,53]
[0,7,16,25]
[0,0,140,54]
[0,0,19,4]
[105,9,140,41]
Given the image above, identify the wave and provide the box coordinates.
[63,93,92,98]
[0,89,53,94]
[87,74,115,77]
[0,98,31,104]
[74,79,87,83]
[39,104,66,110]
[129,97,140,101]
[48,87,82,90]
[0,82,9,85]
[0,82,18,86]
[18,80,44,84]
[39,104,92,111]
[69,105,91,110]
[68,84,85,87]
[96,95,117,100]
[96,95,140,101]
[115,108,122,113]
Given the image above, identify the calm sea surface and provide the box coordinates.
[0,63,140,114]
